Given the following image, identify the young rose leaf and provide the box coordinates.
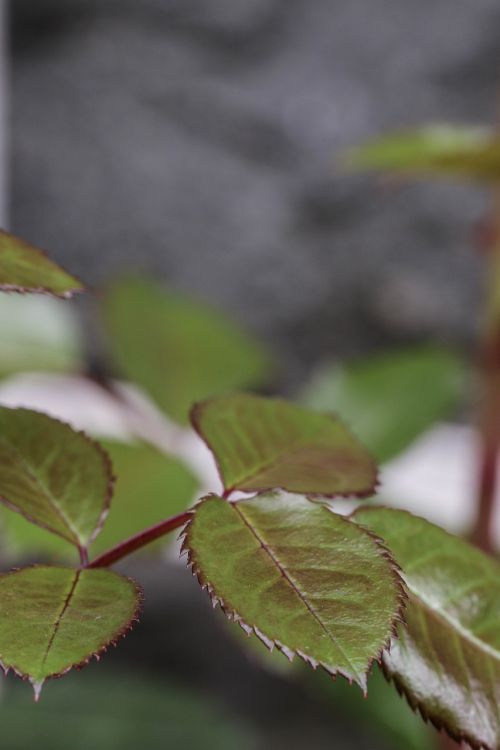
[301,346,465,463]
[183,493,405,691]
[0,565,140,697]
[354,507,500,750]
[0,229,84,297]
[90,440,198,556]
[191,393,377,497]
[0,407,113,552]
[345,124,500,182]
[101,276,271,424]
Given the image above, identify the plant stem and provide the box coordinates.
[78,545,89,567]
[471,194,500,555]
[87,511,192,568]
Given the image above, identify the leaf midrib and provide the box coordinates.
[41,570,81,670]
[228,421,336,490]
[233,501,364,684]
[0,434,81,544]
[406,580,500,663]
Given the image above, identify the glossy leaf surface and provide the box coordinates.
[0,229,84,297]
[102,277,271,424]
[191,393,377,497]
[0,566,140,694]
[354,507,500,750]
[346,124,500,182]
[184,493,404,691]
[0,408,113,550]
[301,347,465,462]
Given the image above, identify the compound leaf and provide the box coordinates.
[101,276,271,424]
[184,493,405,691]
[0,229,84,297]
[346,124,500,182]
[301,346,465,462]
[0,565,140,697]
[191,393,377,497]
[354,507,500,750]
[0,407,113,551]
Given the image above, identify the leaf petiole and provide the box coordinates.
[87,510,192,568]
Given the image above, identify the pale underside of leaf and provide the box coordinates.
[183,493,405,692]
[0,407,114,550]
[191,393,377,498]
[0,566,141,697]
[354,507,500,750]
[0,229,84,297]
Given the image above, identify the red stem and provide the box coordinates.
[471,313,500,554]
[87,511,192,569]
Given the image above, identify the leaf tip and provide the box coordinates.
[31,679,44,702]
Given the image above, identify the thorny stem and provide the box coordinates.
[87,511,192,568]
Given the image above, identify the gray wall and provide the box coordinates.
[11,0,499,382]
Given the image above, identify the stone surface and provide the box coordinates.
[10,0,500,385]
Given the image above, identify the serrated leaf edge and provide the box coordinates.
[0,564,143,699]
[0,407,115,551]
[181,493,407,695]
[0,230,85,299]
[351,505,497,750]
[190,396,379,500]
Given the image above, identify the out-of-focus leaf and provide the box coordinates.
[0,566,140,696]
[0,229,84,296]
[91,440,198,556]
[301,347,465,463]
[1,673,255,750]
[0,408,112,551]
[0,294,83,378]
[184,493,405,692]
[346,124,500,182]
[354,506,500,750]
[310,665,436,750]
[191,393,377,497]
[101,277,271,424]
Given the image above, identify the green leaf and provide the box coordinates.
[354,507,500,750]
[191,393,377,497]
[301,347,465,462]
[0,440,198,561]
[0,407,113,551]
[90,440,198,556]
[346,124,500,182]
[0,294,83,378]
[0,565,140,696]
[183,493,405,691]
[101,276,271,424]
[0,229,84,297]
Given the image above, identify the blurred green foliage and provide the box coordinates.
[0,294,82,378]
[101,277,272,424]
[0,672,253,750]
[301,346,465,462]
[346,124,500,181]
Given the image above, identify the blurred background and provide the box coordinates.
[2,0,500,748]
